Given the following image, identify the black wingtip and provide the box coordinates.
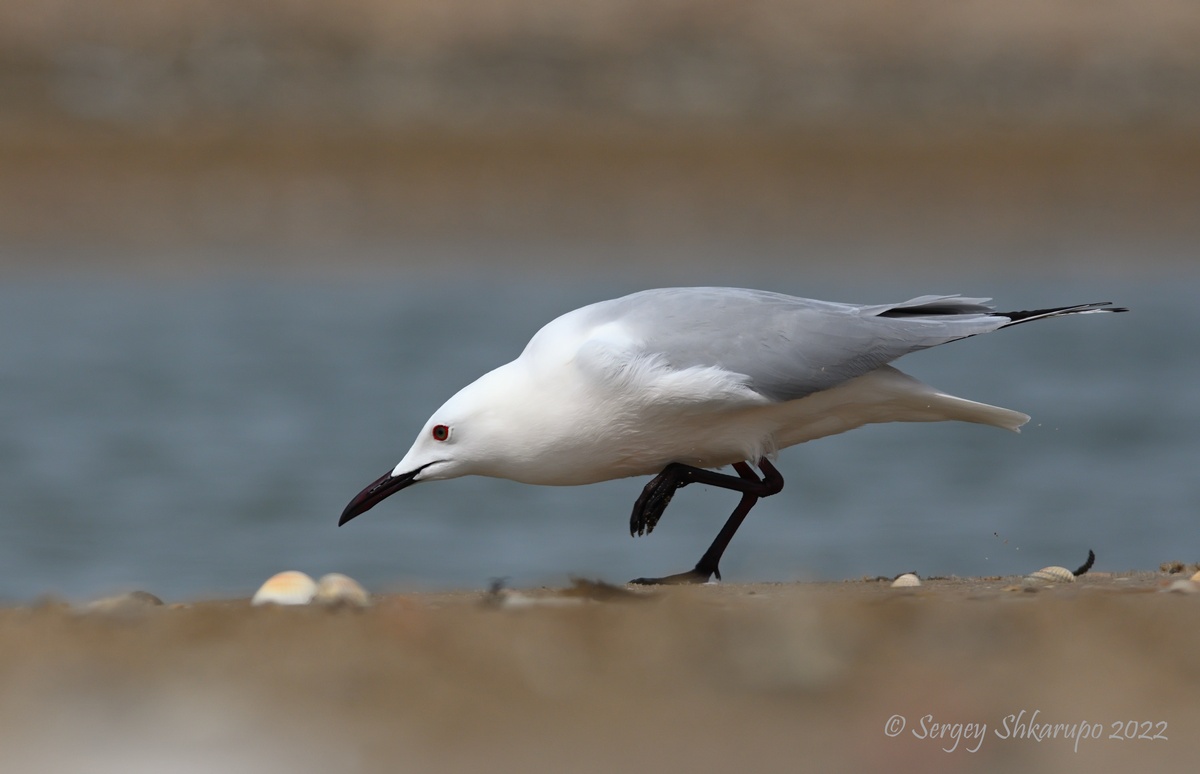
[996,302,1128,326]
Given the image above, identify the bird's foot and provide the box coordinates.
[629,471,683,537]
[628,566,717,586]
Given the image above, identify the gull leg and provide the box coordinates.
[629,458,784,585]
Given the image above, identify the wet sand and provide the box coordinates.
[2,571,1197,772]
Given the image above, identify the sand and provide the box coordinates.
[2,571,1197,772]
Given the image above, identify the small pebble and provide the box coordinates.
[890,573,921,588]
[252,571,317,606]
[314,573,371,608]
[1161,579,1199,595]
[482,581,585,609]
[494,591,585,609]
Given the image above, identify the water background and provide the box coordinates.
[2,254,1195,602]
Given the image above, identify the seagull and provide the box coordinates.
[340,288,1125,584]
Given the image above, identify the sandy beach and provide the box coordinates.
[2,571,1197,772]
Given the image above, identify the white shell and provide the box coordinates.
[314,573,371,608]
[1025,566,1076,584]
[890,573,921,588]
[252,571,317,606]
[1191,570,1200,582]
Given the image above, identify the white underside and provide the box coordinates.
[494,365,1029,486]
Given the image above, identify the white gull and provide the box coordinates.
[340,287,1125,584]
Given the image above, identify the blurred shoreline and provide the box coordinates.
[4,126,1198,272]
[2,1,1198,271]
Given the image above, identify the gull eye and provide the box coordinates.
[431,424,450,441]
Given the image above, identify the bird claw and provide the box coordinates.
[629,475,680,537]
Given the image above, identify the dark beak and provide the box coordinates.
[339,467,421,526]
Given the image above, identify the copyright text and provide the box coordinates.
[883,710,1169,753]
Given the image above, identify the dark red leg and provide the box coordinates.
[629,458,784,585]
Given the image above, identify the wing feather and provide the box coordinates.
[564,288,1008,402]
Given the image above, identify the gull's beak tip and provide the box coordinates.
[339,468,418,526]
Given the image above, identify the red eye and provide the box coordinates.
[431,424,450,441]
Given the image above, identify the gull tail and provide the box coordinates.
[920,392,1031,432]
[993,302,1128,327]
[775,366,1031,447]
[880,366,1031,432]
[874,366,1031,432]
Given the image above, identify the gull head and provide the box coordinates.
[339,362,547,526]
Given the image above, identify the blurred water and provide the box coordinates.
[1,263,1195,602]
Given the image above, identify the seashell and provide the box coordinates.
[890,573,921,588]
[1191,570,1200,583]
[1025,566,1076,585]
[251,571,317,606]
[1161,579,1199,594]
[314,573,371,608]
[85,590,164,615]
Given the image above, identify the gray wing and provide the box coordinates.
[585,287,1007,401]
